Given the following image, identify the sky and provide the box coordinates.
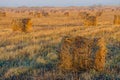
[0,0,120,7]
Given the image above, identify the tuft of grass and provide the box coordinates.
[4,66,30,78]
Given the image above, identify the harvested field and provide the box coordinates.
[0,6,120,80]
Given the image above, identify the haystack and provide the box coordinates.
[64,12,69,16]
[79,12,89,19]
[12,18,32,32]
[96,11,102,17]
[59,36,107,72]
[29,12,34,16]
[97,13,114,25]
[114,15,120,25]
[84,16,97,26]
[42,12,49,17]
[34,12,42,18]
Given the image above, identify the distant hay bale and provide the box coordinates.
[84,16,97,26]
[79,12,89,19]
[42,12,49,17]
[64,12,69,16]
[12,18,32,32]
[0,12,6,17]
[96,11,102,17]
[97,13,115,25]
[114,15,120,25]
[34,12,42,18]
[59,36,107,72]
[29,12,34,16]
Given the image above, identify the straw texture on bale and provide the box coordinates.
[84,16,97,26]
[59,36,107,72]
[12,18,32,32]
[114,15,120,25]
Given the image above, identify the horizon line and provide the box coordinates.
[0,4,119,8]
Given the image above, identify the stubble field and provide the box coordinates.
[0,6,120,80]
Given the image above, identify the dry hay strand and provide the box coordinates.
[114,15,120,25]
[0,12,6,17]
[12,18,32,32]
[84,16,97,26]
[64,12,69,16]
[59,36,107,72]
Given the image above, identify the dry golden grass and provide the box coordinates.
[0,6,120,79]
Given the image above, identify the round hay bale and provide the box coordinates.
[84,16,97,26]
[96,11,102,17]
[29,12,34,16]
[78,12,89,19]
[34,12,42,18]
[42,12,49,17]
[12,18,32,32]
[64,12,69,16]
[114,15,120,25]
[58,36,107,72]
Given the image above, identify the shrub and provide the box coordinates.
[59,36,107,72]
[12,18,32,32]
